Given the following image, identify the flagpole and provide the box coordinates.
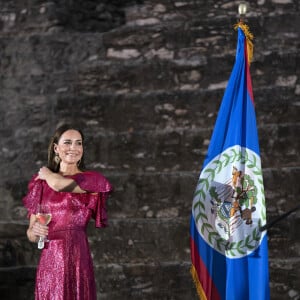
[260,204,300,232]
[190,3,271,298]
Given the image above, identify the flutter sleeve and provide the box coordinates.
[74,171,112,228]
[22,175,43,218]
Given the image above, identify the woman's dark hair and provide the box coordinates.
[47,124,86,172]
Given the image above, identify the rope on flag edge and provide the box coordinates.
[190,265,207,300]
[234,22,254,65]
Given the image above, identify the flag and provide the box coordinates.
[190,23,270,300]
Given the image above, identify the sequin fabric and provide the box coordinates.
[23,171,112,300]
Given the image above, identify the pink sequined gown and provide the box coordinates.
[23,171,112,300]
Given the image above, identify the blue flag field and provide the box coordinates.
[190,23,270,300]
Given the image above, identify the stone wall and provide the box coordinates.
[0,0,299,299]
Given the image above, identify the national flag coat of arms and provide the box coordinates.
[190,23,270,300]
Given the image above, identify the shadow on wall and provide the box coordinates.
[46,0,144,32]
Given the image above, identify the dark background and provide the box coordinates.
[0,0,299,299]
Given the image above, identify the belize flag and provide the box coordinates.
[190,23,270,300]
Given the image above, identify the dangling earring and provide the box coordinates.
[54,153,61,164]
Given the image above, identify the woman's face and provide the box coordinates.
[54,129,83,166]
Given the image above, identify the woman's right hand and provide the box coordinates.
[31,220,49,237]
[27,215,49,243]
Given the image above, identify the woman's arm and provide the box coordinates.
[36,167,86,193]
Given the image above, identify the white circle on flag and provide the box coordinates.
[192,145,267,258]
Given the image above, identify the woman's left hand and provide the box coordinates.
[37,166,53,181]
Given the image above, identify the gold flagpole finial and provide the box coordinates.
[235,2,253,64]
[238,2,248,23]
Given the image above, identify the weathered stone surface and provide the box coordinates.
[0,0,299,299]
[0,266,35,300]
[95,262,198,300]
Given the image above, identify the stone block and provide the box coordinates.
[94,262,198,300]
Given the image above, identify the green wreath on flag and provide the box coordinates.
[193,147,266,257]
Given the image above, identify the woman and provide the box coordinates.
[23,124,112,300]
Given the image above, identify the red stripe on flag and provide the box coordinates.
[190,237,221,300]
